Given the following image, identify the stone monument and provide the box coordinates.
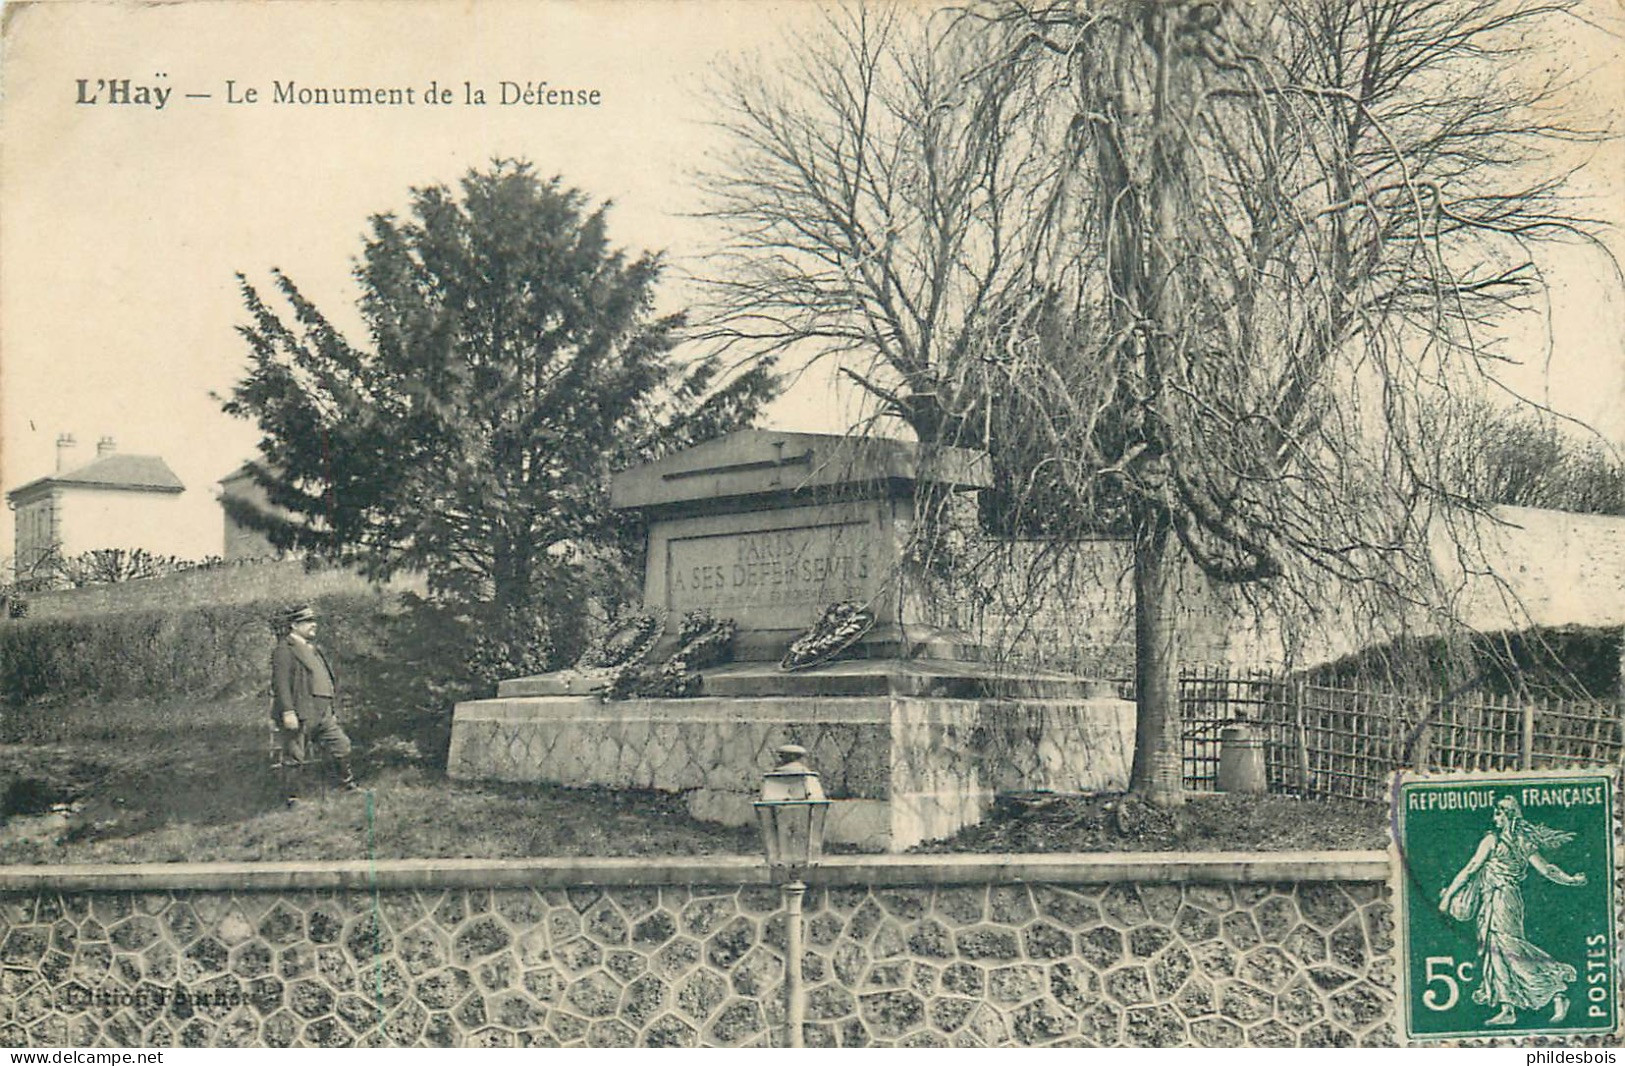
[448,429,1135,850]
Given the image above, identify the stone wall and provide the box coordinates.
[448,691,1136,851]
[0,853,1396,1048]
[964,538,1244,677]
[968,504,1625,678]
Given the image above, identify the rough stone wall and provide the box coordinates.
[0,877,1393,1048]
[448,695,1135,850]
[964,505,1625,678]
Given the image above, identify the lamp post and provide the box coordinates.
[755,744,829,1049]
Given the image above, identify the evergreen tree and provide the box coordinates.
[222,161,777,673]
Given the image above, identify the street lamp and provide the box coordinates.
[755,744,829,1048]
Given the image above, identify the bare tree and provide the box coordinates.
[1438,398,1625,513]
[704,0,1614,804]
[699,5,1050,442]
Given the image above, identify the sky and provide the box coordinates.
[2,0,1623,566]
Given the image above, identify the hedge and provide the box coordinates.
[0,592,396,717]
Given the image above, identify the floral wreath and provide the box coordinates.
[578,609,665,670]
[780,601,875,671]
[600,609,738,701]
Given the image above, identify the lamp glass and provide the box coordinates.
[756,746,830,874]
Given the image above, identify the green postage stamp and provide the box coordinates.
[1394,770,1617,1040]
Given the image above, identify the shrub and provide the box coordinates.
[0,584,590,771]
[0,592,391,735]
[4,547,228,593]
[340,595,550,769]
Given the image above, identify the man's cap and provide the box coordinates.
[278,603,317,626]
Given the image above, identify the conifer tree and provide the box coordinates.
[223,161,777,672]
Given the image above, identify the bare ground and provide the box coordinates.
[913,790,1391,854]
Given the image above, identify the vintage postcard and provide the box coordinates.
[3,0,1624,1052]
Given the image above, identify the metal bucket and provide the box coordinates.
[1217,720,1267,795]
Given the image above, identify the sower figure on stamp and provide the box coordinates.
[1438,795,1585,1026]
[271,603,360,804]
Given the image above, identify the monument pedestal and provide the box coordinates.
[449,661,1134,851]
[447,430,1138,851]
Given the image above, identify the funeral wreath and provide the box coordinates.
[780,600,875,671]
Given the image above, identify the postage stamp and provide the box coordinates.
[1393,770,1617,1040]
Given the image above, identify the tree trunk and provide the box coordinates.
[1125,6,1186,808]
[1129,512,1185,806]
[491,536,540,668]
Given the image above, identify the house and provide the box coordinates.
[6,434,187,575]
[217,462,286,563]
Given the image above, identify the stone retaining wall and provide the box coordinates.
[0,853,1396,1048]
[448,693,1136,851]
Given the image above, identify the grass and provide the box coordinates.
[0,696,1389,864]
[0,696,758,864]
[0,770,764,865]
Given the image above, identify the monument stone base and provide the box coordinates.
[447,661,1135,851]
[448,431,1135,851]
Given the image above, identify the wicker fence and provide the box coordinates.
[1179,666,1625,802]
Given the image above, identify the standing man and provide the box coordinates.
[271,603,360,804]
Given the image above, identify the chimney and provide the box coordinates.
[55,433,77,472]
[97,435,116,458]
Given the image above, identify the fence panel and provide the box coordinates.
[1181,670,1623,802]
[1532,697,1625,769]
[1179,667,1288,793]
[1292,683,1413,802]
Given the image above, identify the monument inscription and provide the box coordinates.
[665,520,877,625]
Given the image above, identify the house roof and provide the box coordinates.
[6,454,185,502]
[218,462,256,488]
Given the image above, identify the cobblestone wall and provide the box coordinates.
[0,857,1395,1047]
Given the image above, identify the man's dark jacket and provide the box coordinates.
[271,637,338,725]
